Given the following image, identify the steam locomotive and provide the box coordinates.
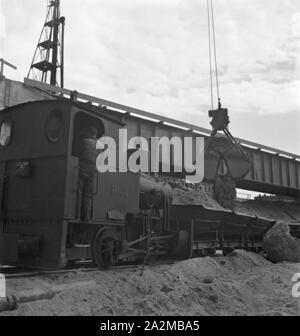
[0,100,274,269]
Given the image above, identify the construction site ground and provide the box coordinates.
[1,250,299,316]
[1,196,299,316]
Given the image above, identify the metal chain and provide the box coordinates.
[207,0,221,108]
[207,0,214,109]
[211,0,220,101]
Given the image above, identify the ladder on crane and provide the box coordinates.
[27,0,65,88]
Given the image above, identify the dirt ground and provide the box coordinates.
[1,250,299,316]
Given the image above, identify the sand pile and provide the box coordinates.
[172,188,224,211]
[1,251,299,316]
[263,222,300,263]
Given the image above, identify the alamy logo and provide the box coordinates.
[0,273,6,298]
[291,273,300,298]
[96,130,205,183]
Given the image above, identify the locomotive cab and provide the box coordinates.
[0,100,140,268]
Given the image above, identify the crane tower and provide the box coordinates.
[27,0,65,87]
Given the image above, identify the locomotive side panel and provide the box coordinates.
[0,101,72,267]
[4,157,66,220]
[93,172,139,221]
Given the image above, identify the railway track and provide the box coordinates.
[0,259,177,279]
[0,263,140,280]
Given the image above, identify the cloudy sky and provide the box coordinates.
[1,0,299,154]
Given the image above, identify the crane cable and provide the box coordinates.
[207,0,221,109]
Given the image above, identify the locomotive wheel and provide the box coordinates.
[93,228,120,268]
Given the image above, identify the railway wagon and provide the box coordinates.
[171,205,275,257]
[0,100,180,268]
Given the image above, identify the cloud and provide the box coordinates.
[1,0,300,153]
[0,0,6,38]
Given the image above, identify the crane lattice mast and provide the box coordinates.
[27,0,65,87]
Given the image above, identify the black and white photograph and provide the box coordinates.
[0,0,299,320]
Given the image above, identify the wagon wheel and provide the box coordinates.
[93,228,120,268]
